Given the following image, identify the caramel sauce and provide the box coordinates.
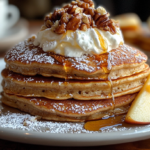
[146,85,150,93]
[95,29,107,52]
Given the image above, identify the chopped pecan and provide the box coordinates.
[82,14,91,27]
[95,13,117,34]
[67,5,78,14]
[84,7,95,17]
[75,7,84,14]
[82,14,90,24]
[82,0,94,8]
[71,1,78,5]
[44,13,52,21]
[67,14,82,30]
[60,13,70,24]
[63,4,72,9]
[95,14,109,26]
[45,20,53,28]
[51,20,60,31]
[80,23,88,31]
[55,23,66,34]
[77,0,89,9]
[96,6,107,15]
[51,8,65,22]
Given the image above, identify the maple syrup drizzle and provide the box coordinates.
[93,30,114,106]
[84,48,116,130]
[95,29,107,51]
[101,52,115,110]
[63,61,72,98]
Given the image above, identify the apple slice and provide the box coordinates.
[125,74,150,124]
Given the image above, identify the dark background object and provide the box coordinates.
[9,0,150,21]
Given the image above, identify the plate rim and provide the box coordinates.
[0,126,150,146]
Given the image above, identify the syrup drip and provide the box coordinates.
[63,61,72,98]
[101,52,115,110]
[84,43,115,130]
[93,30,114,108]
[108,76,115,109]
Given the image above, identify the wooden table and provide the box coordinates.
[1,20,150,149]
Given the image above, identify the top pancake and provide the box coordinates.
[5,39,147,80]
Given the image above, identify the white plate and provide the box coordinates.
[1,59,150,147]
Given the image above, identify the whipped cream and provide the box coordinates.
[34,27,124,57]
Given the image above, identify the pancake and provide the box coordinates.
[1,92,136,122]
[2,68,150,100]
[5,40,147,80]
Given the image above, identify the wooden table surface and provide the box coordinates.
[1,20,150,150]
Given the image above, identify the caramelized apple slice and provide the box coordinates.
[125,74,150,124]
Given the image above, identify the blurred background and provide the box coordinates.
[0,0,150,56]
[9,0,150,21]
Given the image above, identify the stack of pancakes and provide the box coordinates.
[1,39,150,122]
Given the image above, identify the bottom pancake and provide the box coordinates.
[1,92,136,122]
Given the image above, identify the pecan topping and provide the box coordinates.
[55,23,66,34]
[44,0,118,34]
[67,14,82,30]
[80,23,88,31]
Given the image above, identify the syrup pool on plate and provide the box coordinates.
[84,115,146,131]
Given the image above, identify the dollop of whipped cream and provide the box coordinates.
[34,27,124,57]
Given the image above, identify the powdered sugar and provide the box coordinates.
[111,45,147,66]
[68,54,96,72]
[0,105,149,133]
[5,40,55,64]
[0,109,93,133]
[46,100,103,114]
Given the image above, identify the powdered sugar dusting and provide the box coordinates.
[5,40,147,73]
[111,45,147,66]
[5,40,55,64]
[68,55,96,72]
[0,105,149,134]
[0,109,93,133]
[46,100,104,114]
